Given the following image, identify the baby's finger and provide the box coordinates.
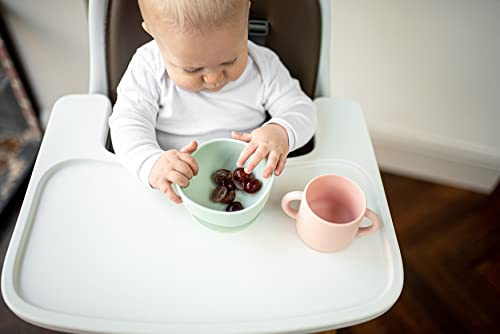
[167,170,190,188]
[275,154,287,176]
[178,152,199,176]
[173,160,194,179]
[237,142,258,167]
[180,140,198,154]
[263,151,280,178]
[232,131,252,143]
[159,180,182,204]
[245,146,269,174]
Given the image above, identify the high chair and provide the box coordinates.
[1,0,403,333]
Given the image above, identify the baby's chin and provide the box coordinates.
[201,82,227,93]
[175,81,228,93]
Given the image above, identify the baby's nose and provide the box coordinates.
[203,71,224,84]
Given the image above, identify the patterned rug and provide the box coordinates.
[0,35,41,214]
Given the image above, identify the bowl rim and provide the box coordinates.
[175,138,274,215]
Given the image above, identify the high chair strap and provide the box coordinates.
[249,19,270,46]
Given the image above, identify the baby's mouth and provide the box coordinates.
[204,82,226,91]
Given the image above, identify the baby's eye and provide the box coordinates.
[222,57,238,66]
[183,68,202,75]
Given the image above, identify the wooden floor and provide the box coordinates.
[1,172,499,333]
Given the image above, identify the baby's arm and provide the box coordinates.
[109,51,198,203]
[233,47,317,177]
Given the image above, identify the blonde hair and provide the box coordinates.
[138,0,249,33]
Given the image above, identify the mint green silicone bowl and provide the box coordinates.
[176,138,274,231]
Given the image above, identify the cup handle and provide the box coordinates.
[356,208,382,237]
[281,191,303,219]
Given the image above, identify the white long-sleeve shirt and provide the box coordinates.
[109,40,317,187]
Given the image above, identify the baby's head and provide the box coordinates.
[138,0,250,92]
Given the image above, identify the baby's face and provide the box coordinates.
[148,21,248,92]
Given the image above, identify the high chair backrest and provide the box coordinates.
[89,0,331,102]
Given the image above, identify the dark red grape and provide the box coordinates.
[213,169,232,185]
[220,190,236,204]
[221,178,236,190]
[233,167,247,182]
[234,180,244,190]
[211,186,227,202]
[243,178,262,193]
[226,201,244,212]
[211,166,263,207]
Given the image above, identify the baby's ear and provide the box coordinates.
[141,21,151,35]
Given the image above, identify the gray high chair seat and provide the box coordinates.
[104,0,321,157]
[106,0,321,100]
[1,1,404,333]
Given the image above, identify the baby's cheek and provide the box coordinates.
[227,70,242,82]
[171,73,203,92]
[227,57,247,82]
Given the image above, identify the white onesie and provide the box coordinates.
[109,40,317,187]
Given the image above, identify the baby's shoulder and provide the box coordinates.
[248,40,280,64]
[132,40,165,78]
[247,41,284,80]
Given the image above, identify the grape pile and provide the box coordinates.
[211,167,263,211]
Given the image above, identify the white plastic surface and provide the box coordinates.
[2,95,404,334]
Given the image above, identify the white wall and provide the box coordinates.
[331,0,500,193]
[1,0,89,126]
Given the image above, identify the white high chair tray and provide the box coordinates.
[2,95,403,334]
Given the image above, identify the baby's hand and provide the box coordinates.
[232,124,289,178]
[149,141,199,204]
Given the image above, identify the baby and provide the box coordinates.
[109,0,317,204]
